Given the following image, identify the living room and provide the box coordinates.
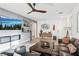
[0,3,79,56]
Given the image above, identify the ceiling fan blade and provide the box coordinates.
[27,3,47,14]
[27,3,34,9]
[34,9,47,13]
[33,3,36,8]
[27,10,33,14]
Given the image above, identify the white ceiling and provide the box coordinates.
[0,3,78,21]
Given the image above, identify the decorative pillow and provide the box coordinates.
[67,43,77,53]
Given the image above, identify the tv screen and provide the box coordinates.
[0,16,23,30]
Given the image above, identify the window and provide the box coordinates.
[0,35,20,44]
[0,36,10,44]
[11,35,20,42]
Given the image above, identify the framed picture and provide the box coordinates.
[41,24,50,30]
[77,12,79,32]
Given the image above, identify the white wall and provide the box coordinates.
[70,4,79,39]
[20,32,30,44]
[37,16,67,39]
[36,4,79,39]
[0,8,23,19]
[0,3,30,18]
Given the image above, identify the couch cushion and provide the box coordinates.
[70,38,77,43]
[74,39,79,49]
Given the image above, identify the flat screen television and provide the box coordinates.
[0,16,23,30]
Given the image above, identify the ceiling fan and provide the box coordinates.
[27,3,47,14]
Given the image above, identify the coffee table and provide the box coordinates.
[29,41,58,56]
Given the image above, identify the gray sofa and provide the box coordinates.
[70,38,79,56]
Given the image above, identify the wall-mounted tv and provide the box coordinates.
[0,16,23,30]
